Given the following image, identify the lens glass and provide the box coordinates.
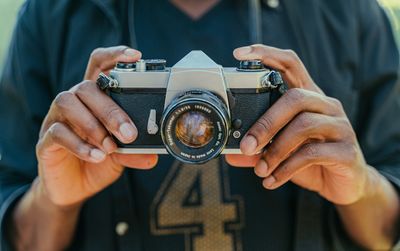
[175,111,214,148]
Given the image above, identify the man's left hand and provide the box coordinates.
[226,44,372,206]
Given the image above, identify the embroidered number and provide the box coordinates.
[151,159,244,251]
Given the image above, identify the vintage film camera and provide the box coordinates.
[97,51,286,164]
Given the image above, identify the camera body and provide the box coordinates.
[97,51,286,164]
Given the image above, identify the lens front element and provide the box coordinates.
[161,90,230,164]
[175,111,214,148]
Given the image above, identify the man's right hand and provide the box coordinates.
[35,46,158,208]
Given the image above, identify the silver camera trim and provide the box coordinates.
[109,51,270,157]
[109,51,270,96]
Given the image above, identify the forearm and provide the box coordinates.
[8,178,82,251]
[336,166,400,250]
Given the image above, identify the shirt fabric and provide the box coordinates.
[0,0,400,250]
[128,1,297,250]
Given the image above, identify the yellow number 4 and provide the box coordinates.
[150,159,244,251]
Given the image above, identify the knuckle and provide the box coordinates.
[348,129,357,142]
[104,106,127,127]
[90,47,105,61]
[91,46,129,62]
[285,88,305,104]
[74,80,95,96]
[303,144,319,159]
[84,120,103,135]
[115,45,129,53]
[295,112,314,130]
[250,44,264,51]
[250,44,268,60]
[254,115,274,137]
[75,144,91,157]
[344,143,358,164]
[328,97,344,111]
[284,49,301,64]
[47,122,63,141]
[35,138,45,156]
[44,123,66,148]
[53,91,75,109]
[337,117,355,139]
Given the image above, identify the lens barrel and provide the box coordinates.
[161,90,230,164]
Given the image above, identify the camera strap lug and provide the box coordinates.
[261,71,287,94]
[263,71,288,106]
[96,72,119,90]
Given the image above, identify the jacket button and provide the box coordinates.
[115,222,129,236]
[264,0,280,9]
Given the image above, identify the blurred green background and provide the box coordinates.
[0,0,399,74]
[0,0,24,72]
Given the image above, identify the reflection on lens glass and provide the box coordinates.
[175,111,214,148]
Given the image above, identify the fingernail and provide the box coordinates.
[263,176,276,188]
[124,48,137,57]
[255,159,268,178]
[235,46,252,56]
[241,135,258,155]
[119,123,137,142]
[102,137,116,154]
[90,149,106,162]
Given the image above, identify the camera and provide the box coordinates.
[97,51,286,164]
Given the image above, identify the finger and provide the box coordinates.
[225,154,262,167]
[262,142,356,190]
[51,91,117,154]
[37,122,106,164]
[111,153,159,169]
[84,46,142,80]
[233,44,322,93]
[72,80,137,144]
[254,112,353,178]
[240,88,344,155]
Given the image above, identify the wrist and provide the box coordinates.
[334,166,400,249]
[328,165,377,207]
[34,178,83,214]
[357,165,381,203]
[358,165,397,205]
[335,164,399,216]
[11,178,83,251]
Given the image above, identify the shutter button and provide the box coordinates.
[116,222,129,236]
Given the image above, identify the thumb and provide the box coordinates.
[84,46,142,80]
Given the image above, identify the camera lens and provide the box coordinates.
[161,90,230,164]
[175,111,214,148]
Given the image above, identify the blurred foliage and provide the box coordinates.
[0,1,399,74]
[0,0,24,72]
[381,0,400,44]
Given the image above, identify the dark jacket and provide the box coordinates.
[0,0,400,250]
